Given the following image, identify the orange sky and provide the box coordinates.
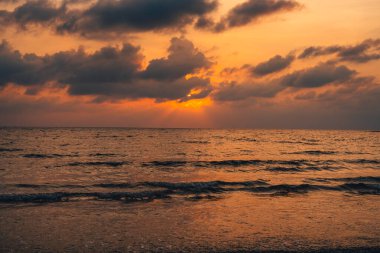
[0,0,379,129]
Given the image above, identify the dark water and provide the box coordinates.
[0,128,379,252]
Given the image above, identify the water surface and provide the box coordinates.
[0,128,379,252]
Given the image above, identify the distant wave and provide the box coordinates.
[67,161,130,167]
[13,184,87,189]
[2,179,379,203]
[287,150,337,155]
[23,153,79,158]
[0,147,22,152]
[265,166,337,172]
[89,153,118,157]
[276,140,319,145]
[234,137,258,142]
[143,160,263,167]
[308,176,380,184]
[142,159,327,167]
[182,140,210,144]
[0,190,172,203]
[142,158,380,169]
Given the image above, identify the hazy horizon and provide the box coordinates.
[0,125,379,131]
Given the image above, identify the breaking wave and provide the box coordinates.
[2,179,379,203]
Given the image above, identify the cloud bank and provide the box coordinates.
[0,37,212,102]
[0,0,302,36]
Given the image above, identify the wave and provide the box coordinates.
[265,166,337,172]
[142,158,380,171]
[23,154,61,158]
[95,135,120,138]
[308,176,380,184]
[13,184,87,189]
[345,159,380,164]
[0,190,172,203]
[344,151,370,155]
[143,159,334,168]
[341,176,380,183]
[67,161,129,167]
[306,177,380,195]
[235,138,258,142]
[93,183,134,188]
[143,160,263,167]
[288,151,337,155]
[276,140,319,145]
[2,179,378,203]
[0,147,22,152]
[89,153,118,157]
[340,183,380,195]
[182,140,210,144]
[265,167,304,172]
[142,180,269,193]
[23,153,79,158]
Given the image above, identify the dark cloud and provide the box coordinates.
[250,54,294,77]
[0,0,218,35]
[0,0,304,35]
[0,0,23,3]
[62,0,94,4]
[280,62,356,88]
[0,37,212,102]
[222,0,300,28]
[194,16,215,30]
[50,44,143,96]
[0,40,47,86]
[57,0,218,35]
[198,0,301,32]
[141,37,211,81]
[298,39,380,63]
[298,46,341,59]
[213,38,380,103]
[0,0,66,28]
[212,80,284,101]
[213,62,358,101]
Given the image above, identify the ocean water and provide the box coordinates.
[0,128,379,252]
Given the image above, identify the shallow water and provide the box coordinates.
[0,128,379,252]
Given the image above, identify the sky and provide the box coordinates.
[0,0,379,129]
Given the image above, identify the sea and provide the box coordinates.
[0,128,379,252]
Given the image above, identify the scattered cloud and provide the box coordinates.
[140,37,211,81]
[213,62,364,101]
[197,0,301,32]
[212,80,284,101]
[250,54,294,77]
[279,62,356,88]
[298,39,380,63]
